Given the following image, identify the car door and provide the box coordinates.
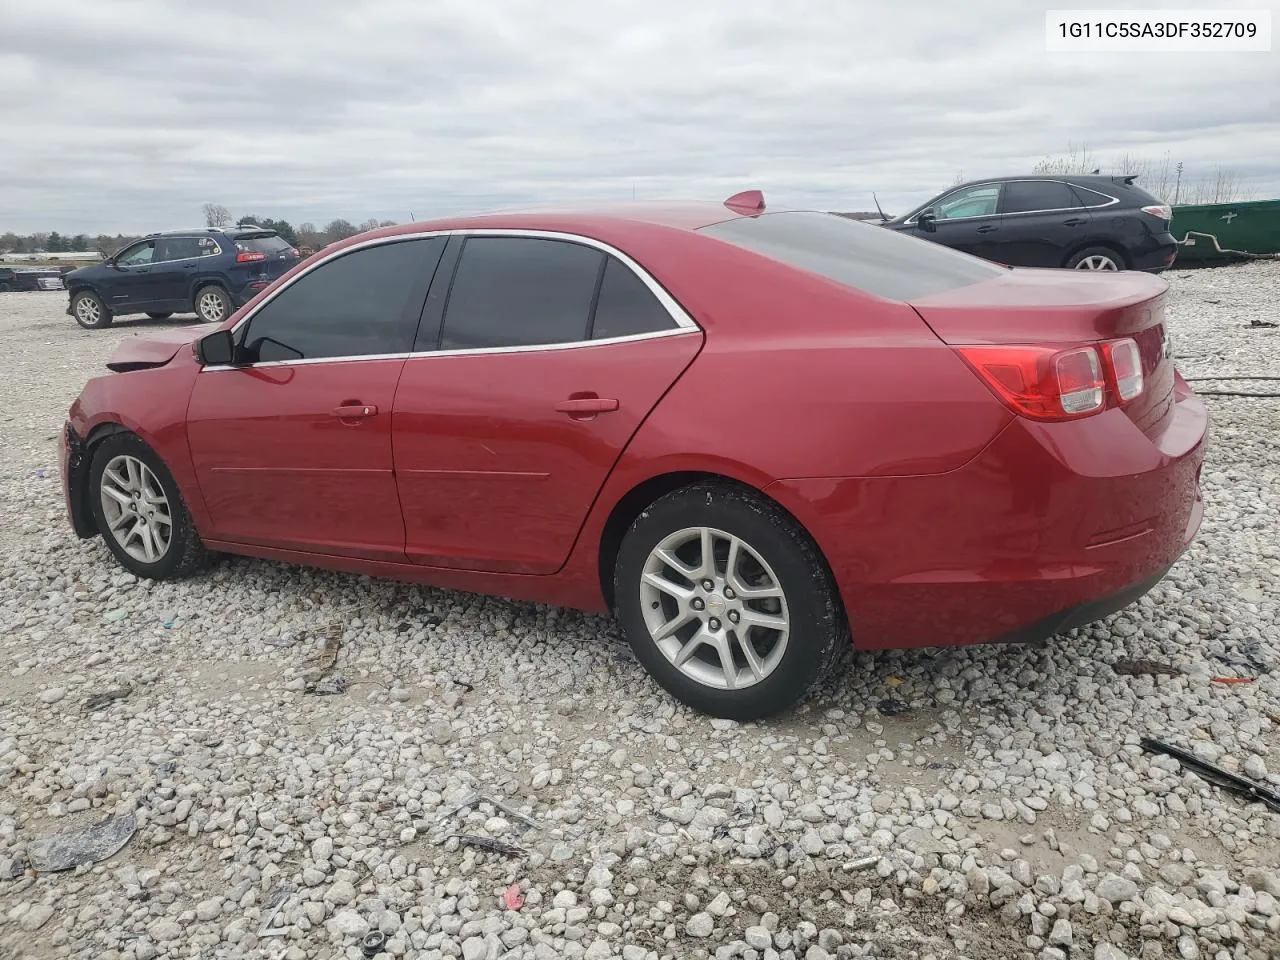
[150,237,203,308]
[993,179,1093,267]
[392,234,703,574]
[103,239,164,310]
[903,184,1005,260]
[185,236,447,560]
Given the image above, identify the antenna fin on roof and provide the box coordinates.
[724,190,765,214]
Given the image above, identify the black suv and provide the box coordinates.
[64,226,300,329]
[883,175,1178,272]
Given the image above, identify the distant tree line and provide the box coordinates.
[202,203,397,252]
[0,231,99,254]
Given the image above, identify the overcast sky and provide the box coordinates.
[1,0,1276,233]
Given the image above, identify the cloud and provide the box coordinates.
[0,0,1275,231]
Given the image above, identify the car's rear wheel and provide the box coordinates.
[613,483,844,720]
[89,433,211,580]
[0,282,12,292]
[194,284,231,324]
[72,291,112,329]
[146,311,173,319]
[1066,247,1125,271]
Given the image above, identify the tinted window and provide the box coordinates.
[1073,185,1117,207]
[591,257,676,340]
[155,237,209,261]
[1001,180,1083,214]
[440,237,603,350]
[236,233,292,254]
[117,241,155,266]
[699,211,1005,301]
[936,185,1000,219]
[240,238,444,362]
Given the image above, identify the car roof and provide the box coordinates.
[141,226,279,238]
[344,200,765,251]
[948,173,1139,190]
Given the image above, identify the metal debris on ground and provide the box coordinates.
[1140,737,1280,814]
[25,812,137,873]
[876,698,909,716]
[1211,676,1254,685]
[1113,658,1182,677]
[257,884,295,937]
[713,799,758,840]
[448,834,527,858]
[301,620,346,694]
[843,855,881,872]
[82,684,133,713]
[361,930,388,956]
[436,791,544,836]
[503,884,525,910]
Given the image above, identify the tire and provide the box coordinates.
[194,284,231,324]
[146,311,173,319]
[72,290,112,329]
[88,433,211,580]
[613,482,845,720]
[0,282,12,292]
[1065,246,1126,271]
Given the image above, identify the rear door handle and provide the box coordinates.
[1063,217,1088,226]
[976,225,998,234]
[555,395,619,420]
[330,403,378,419]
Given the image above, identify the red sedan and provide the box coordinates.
[59,192,1207,719]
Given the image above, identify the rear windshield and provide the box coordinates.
[698,211,1005,301]
[234,233,293,254]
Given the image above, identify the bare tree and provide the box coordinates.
[323,219,359,242]
[358,218,381,233]
[1032,143,1101,176]
[202,203,232,228]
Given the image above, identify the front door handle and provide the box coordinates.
[976,225,998,234]
[330,402,378,420]
[555,395,619,420]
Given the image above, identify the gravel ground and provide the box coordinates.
[1,264,1278,960]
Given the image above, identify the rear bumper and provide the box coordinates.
[1131,232,1179,272]
[766,386,1207,650]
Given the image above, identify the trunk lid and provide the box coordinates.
[909,268,1176,438]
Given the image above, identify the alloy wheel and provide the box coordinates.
[75,297,101,324]
[99,455,173,564]
[198,290,226,323]
[638,526,790,690]
[1075,255,1119,271]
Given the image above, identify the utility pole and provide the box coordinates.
[1173,163,1183,205]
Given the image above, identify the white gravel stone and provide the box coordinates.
[686,912,715,937]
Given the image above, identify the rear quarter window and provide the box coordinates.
[235,233,293,254]
[699,211,1005,301]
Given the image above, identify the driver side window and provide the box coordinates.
[238,237,446,363]
[936,185,1001,220]
[117,241,156,266]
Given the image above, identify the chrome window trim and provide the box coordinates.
[155,236,223,264]
[200,227,701,373]
[904,179,1120,225]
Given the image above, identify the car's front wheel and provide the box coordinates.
[71,291,112,329]
[88,433,211,580]
[194,284,231,324]
[1066,247,1125,271]
[613,483,844,720]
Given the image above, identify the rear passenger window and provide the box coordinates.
[240,238,444,362]
[591,257,677,340]
[1001,180,1083,214]
[440,237,604,350]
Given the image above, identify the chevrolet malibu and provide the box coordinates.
[59,192,1207,720]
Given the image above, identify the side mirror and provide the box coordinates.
[918,209,938,233]
[195,330,235,366]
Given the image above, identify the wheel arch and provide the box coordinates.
[1062,240,1131,269]
[595,470,843,618]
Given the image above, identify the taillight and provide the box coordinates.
[956,340,1144,421]
[289,248,299,257]
[1141,204,1172,221]
[236,251,267,263]
[1101,338,1144,401]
